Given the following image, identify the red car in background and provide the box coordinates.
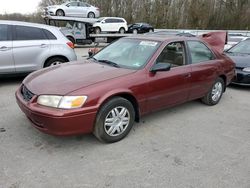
[16,33,235,143]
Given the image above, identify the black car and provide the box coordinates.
[127,23,154,34]
[226,38,250,86]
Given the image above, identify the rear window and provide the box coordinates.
[0,24,8,41]
[15,26,47,40]
[43,29,57,40]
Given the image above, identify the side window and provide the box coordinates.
[70,2,78,7]
[187,41,214,64]
[0,24,8,41]
[105,19,112,23]
[156,42,185,67]
[43,29,57,40]
[79,2,87,7]
[15,26,47,40]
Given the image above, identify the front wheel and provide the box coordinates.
[201,77,225,106]
[56,9,65,16]
[95,27,101,34]
[94,97,135,143]
[133,29,138,34]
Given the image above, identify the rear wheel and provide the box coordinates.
[56,9,65,16]
[94,97,135,143]
[87,12,95,18]
[119,27,125,34]
[44,57,67,67]
[201,77,225,105]
[149,29,154,32]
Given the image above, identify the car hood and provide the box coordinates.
[226,53,250,68]
[23,61,136,95]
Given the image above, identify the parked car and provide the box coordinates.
[16,33,235,143]
[127,23,154,34]
[224,36,248,50]
[0,20,77,75]
[93,17,128,34]
[44,1,100,18]
[225,38,250,85]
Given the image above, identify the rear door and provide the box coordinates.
[13,25,50,73]
[186,40,219,100]
[78,2,88,17]
[146,41,192,112]
[0,24,15,73]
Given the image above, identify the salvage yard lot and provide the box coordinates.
[0,48,250,188]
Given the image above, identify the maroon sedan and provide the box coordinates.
[16,34,235,143]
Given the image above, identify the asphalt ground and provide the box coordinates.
[0,47,249,188]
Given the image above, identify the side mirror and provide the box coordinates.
[150,63,171,73]
[101,21,105,24]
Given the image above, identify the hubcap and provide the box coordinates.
[104,106,130,137]
[212,82,223,102]
[50,61,62,66]
[89,13,94,18]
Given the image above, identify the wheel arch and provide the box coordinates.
[97,92,140,122]
[219,74,227,92]
[56,9,65,15]
[44,55,69,68]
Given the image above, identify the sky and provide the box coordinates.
[0,0,41,14]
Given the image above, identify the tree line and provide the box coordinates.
[1,0,250,30]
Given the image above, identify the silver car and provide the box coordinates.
[0,20,77,74]
[45,1,100,18]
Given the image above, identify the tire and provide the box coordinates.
[133,29,138,34]
[87,12,95,18]
[201,77,225,106]
[67,36,75,44]
[94,97,135,143]
[56,9,65,16]
[44,57,67,67]
[149,29,154,32]
[95,27,101,34]
[119,27,125,34]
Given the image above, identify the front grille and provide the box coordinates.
[21,85,34,102]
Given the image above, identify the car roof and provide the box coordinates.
[0,20,58,30]
[125,35,200,42]
[101,17,125,20]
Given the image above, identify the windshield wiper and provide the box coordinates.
[97,59,120,68]
[87,57,97,61]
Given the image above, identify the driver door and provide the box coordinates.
[0,24,14,73]
[146,41,192,112]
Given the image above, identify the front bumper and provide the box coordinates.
[232,68,250,86]
[15,86,97,136]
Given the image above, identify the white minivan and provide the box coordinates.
[93,17,128,34]
[0,20,77,75]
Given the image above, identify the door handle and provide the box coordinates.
[40,44,48,48]
[183,73,191,78]
[0,46,9,51]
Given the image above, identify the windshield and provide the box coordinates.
[97,18,105,22]
[228,39,250,54]
[93,38,160,69]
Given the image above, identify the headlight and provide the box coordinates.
[37,95,87,109]
[243,67,250,72]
